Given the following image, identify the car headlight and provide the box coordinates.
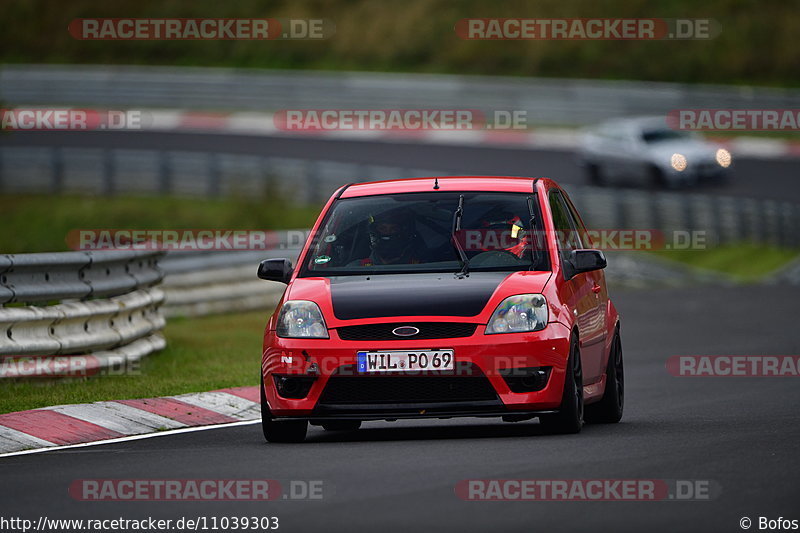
[485,294,548,334]
[276,301,329,338]
[716,148,732,168]
[670,153,687,171]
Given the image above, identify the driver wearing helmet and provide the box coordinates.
[360,210,425,266]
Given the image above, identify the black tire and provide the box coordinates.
[261,376,308,443]
[539,336,583,434]
[586,163,604,186]
[321,420,362,431]
[585,329,624,424]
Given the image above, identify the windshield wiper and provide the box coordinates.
[451,194,469,278]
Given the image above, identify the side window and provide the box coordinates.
[562,194,592,249]
[548,191,582,251]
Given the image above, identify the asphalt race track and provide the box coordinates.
[2,284,798,533]
[3,130,799,202]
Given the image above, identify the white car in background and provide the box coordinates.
[577,117,733,188]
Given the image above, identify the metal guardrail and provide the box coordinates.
[0,146,440,205]
[0,288,165,356]
[568,186,800,249]
[2,145,798,248]
[2,64,800,126]
[159,249,299,317]
[0,250,162,304]
[0,250,166,378]
[0,334,166,379]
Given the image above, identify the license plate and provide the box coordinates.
[356,350,455,373]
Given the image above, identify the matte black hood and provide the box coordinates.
[329,272,509,320]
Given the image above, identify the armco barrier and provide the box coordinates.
[159,249,300,317]
[2,64,799,126]
[0,250,165,378]
[2,145,797,248]
[0,250,162,304]
[0,288,165,356]
[0,334,166,379]
[0,146,442,205]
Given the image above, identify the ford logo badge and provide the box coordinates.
[392,326,420,337]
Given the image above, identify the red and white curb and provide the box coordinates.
[141,109,800,160]
[0,386,260,455]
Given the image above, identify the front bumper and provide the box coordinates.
[262,322,571,420]
[667,162,727,184]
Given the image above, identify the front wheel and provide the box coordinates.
[261,376,308,443]
[539,336,583,434]
[585,329,624,424]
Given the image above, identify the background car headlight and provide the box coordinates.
[670,153,688,171]
[276,300,329,338]
[716,148,732,167]
[485,294,548,334]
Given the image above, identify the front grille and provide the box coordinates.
[336,322,478,341]
[318,365,498,405]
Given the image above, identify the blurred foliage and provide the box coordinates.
[0,0,797,86]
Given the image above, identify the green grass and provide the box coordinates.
[0,311,268,414]
[0,193,320,253]
[648,243,800,282]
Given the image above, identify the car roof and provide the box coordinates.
[339,176,554,198]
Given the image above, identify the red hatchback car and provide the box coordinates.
[258,177,623,442]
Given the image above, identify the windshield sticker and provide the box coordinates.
[314,255,332,265]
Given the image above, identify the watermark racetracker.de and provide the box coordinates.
[666,355,800,377]
[67,229,709,252]
[69,479,325,501]
[67,229,310,252]
[456,479,721,501]
[68,18,334,40]
[455,18,721,40]
[667,109,800,131]
[273,109,529,131]
[0,355,140,379]
[0,109,147,131]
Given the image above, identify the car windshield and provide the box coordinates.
[641,128,690,143]
[300,191,550,276]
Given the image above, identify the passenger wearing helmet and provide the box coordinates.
[479,206,529,258]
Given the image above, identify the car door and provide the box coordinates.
[561,191,608,384]
[548,190,606,385]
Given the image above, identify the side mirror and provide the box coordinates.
[257,258,293,284]
[563,249,607,279]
